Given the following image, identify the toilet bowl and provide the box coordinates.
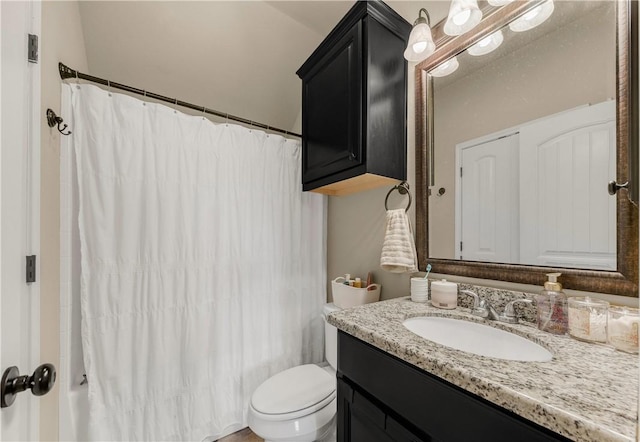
[248,303,340,442]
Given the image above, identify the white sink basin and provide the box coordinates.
[403,316,553,362]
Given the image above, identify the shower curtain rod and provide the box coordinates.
[58,62,302,138]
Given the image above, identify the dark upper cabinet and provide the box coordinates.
[296,1,410,195]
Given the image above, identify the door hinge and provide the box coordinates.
[460,241,463,252]
[28,34,38,63]
[26,255,36,283]
[460,167,463,178]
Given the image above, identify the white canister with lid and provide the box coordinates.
[430,279,458,309]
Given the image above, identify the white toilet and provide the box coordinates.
[248,303,340,442]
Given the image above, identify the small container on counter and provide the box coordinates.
[607,306,639,353]
[535,273,568,335]
[430,279,457,309]
[410,277,429,303]
[568,297,609,343]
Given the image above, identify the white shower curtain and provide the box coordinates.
[66,84,326,441]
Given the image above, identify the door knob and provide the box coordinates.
[1,363,56,408]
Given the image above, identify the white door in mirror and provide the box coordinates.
[519,100,616,270]
[403,317,553,362]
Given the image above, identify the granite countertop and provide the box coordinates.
[328,297,639,442]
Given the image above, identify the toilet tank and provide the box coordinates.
[322,303,341,370]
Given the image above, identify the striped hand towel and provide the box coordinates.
[380,209,418,273]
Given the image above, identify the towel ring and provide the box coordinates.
[384,182,411,212]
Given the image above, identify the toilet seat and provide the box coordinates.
[250,364,336,421]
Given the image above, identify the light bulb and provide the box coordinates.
[452,9,471,26]
[413,41,428,53]
[477,35,492,48]
[467,30,504,56]
[509,0,554,33]
[404,19,436,62]
[444,0,483,36]
[430,57,459,77]
[523,6,541,21]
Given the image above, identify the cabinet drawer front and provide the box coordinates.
[338,332,569,442]
[301,21,363,185]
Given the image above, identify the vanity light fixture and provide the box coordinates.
[509,0,555,32]
[404,8,436,62]
[467,30,504,56]
[444,0,483,36]
[430,57,459,77]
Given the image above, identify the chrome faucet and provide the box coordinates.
[460,290,531,323]
[497,299,533,324]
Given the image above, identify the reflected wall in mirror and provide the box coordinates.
[430,2,616,271]
[415,0,638,296]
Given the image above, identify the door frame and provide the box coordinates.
[0,1,42,439]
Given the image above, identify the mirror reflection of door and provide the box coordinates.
[456,101,616,269]
[519,100,616,270]
[456,133,519,263]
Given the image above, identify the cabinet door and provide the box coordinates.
[301,21,363,186]
[338,377,427,442]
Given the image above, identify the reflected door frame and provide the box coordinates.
[455,130,519,264]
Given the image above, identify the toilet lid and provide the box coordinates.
[251,364,335,415]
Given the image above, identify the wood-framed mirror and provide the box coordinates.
[415,0,638,296]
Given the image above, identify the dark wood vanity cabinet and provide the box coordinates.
[337,331,570,442]
[296,1,410,195]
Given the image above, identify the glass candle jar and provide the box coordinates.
[567,297,609,343]
[607,306,639,353]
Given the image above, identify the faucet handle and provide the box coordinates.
[460,290,488,318]
[499,299,532,323]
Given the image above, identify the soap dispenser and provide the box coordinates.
[535,273,568,335]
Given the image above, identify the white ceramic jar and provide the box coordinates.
[430,280,458,309]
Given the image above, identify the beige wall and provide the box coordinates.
[430,4,616,258]
[77,1,325,133]
[40,1,89,440]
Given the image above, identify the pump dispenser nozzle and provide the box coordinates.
[544,272,562,291]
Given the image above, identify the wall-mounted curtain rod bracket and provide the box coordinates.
[58,62,301,138]
[385,182,412,212]
[46,109,71,136]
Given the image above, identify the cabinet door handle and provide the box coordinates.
[1,363,56,408]
[349,152,357,160]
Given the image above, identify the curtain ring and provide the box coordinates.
[225,113,229,126]
[174,98,178,113]
[201,106,206,119]
[142,90,147,106]
[107,80,112,96]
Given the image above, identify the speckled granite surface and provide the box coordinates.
[457,282,538,324]
[328,297,639,442]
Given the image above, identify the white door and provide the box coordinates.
[1,1,43,440]
[519,101,616,270]
[457,133,519,263]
